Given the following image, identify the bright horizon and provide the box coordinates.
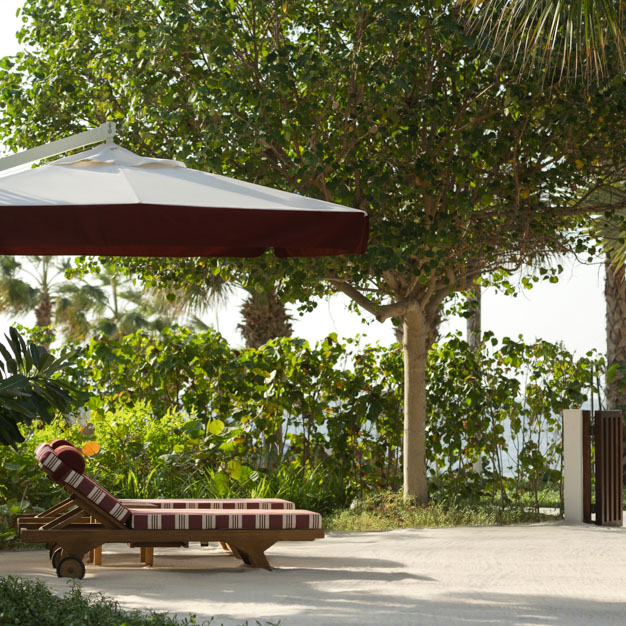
[0,0,606,359]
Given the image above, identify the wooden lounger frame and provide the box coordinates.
[18,485,323,573]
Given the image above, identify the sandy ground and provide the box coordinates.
[2,522,626,625]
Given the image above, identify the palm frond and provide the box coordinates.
[464,0,626,84]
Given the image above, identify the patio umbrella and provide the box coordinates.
[0,141,368,257]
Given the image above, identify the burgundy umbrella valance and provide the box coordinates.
[0,136,368,258]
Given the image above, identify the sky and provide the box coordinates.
[0,1,607,358]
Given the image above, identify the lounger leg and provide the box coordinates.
[93,545,102,566]
[140,546,146,563]
[144,546,154,567]
[87,549,94,563]
[53,539,102,578]
[223,543,243,560]
[228,541,275,571]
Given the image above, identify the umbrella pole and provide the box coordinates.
[0,122,116,173]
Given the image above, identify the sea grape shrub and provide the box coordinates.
[426,332,602,507]
[78,329,406,502]
[0,327,601,520]
[82,327,237,422]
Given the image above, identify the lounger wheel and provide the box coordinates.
[51,547,64,568]
[48,544,59,560]
[56,556,85,579]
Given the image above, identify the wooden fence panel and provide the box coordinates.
[594,411,623,527]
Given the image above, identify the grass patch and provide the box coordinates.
[325,492,559,532]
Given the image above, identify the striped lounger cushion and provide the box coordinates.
[35,444,132,524]
[63,471,132,524]
[35,444,311,530]
[121,499,295,510]
[36,444,72,482]
[129,508,323,530]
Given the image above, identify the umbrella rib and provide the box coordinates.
[119,167,142,205]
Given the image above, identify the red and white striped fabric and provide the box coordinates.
[36,444,71,482]
[129,508,322,531]
[121,498,295,510]
[35,444,132,524]
[63,470,132,524]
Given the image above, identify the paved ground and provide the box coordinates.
[2,521,626,625]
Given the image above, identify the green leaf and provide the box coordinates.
[207,419,225,435]
[226,460,242,480]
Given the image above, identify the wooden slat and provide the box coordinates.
[62,488,127,530]
[583,410,591,523]
[40,508,84,531]
[594,411,623,526]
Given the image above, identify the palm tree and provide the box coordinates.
[0,256,72,329]
[237,289,293,349]
[147,279,231,331]
[605,256,626,410]
[591,199,626,410]
[144,268,292,349]
[56,264,181,341]
[463,1,625,84]
[0,257,181,343]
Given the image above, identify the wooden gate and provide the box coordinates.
[582,410,623,526]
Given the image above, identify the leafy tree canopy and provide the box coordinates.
[1,0,624,312]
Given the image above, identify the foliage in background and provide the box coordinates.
[0,326,600,546]
[0,257,203,343]
[3,0,626,503]
[326,491,554,532]
[427,333,602,508]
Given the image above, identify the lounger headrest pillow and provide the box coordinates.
[49,439,75,450]
[54,445,86,475]
[34,442,49,458]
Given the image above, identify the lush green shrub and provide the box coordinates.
[427,332,602,507]
[77,328,404,499]
[0,576,196,625]
[0,326,600,544]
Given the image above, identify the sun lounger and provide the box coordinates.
[18,443,323,578]
[17,439,299,566]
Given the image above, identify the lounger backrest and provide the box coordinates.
[35,444,132,525]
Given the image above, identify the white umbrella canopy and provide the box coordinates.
[0,142,368,257]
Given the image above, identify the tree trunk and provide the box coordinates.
[402,305,429,504]
[467,284,481,351]
[34,292,52,328]
[466,284,483,474]
[395,308,442,348]
[605,258,626,410]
